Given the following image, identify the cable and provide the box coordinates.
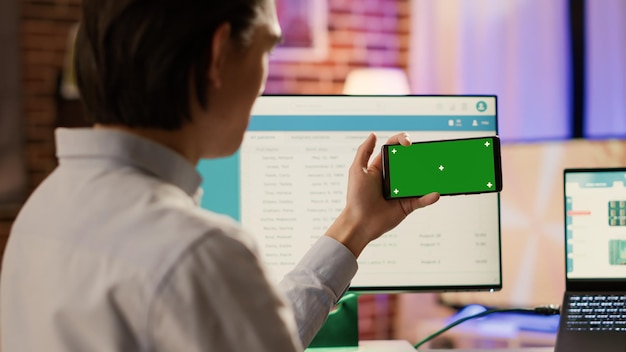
[413,305,560,350]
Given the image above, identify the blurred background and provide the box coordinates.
[1,0,625,349]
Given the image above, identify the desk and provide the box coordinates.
[307,341,554,352]
[307,340,416,351]
[426,349,553,352]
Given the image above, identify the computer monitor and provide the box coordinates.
[198,95,502,292]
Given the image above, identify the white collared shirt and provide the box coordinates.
[1,128,357,352]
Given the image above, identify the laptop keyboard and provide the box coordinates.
[566,294,626,332]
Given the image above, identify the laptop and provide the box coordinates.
[555,168,626,352]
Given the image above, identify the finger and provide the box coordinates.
[352,133,377,171]
[385,132,411,147]
[369,132,411,172]
[409,192,440,211]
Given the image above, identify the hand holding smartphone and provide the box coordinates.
[382,136,502,199]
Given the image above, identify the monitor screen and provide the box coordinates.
[198,95,502,292]
[565,168,626,282]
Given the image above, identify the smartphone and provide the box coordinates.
[382,136,502,199]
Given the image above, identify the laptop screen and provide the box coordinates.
[198,95,502,292]
[564,168,626,289]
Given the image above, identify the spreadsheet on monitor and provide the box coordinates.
[198,95,501,292]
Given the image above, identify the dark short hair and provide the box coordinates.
[75,0,263,130]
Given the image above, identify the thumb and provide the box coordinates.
[409,192,440,212]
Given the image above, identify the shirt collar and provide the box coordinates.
[55,128,202,197]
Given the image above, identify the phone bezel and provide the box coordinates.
[382,136,503,199]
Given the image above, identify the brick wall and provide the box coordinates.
[2,0,411,341]
[22,1,82,186]
[266,0,410,94]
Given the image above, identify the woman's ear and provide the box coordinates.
[208,22,232,89]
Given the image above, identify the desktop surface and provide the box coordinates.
[425,349,553,352]
[306,340,554,352]
[306,340,416,351]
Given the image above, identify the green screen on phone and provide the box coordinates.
[383,137,501,198]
